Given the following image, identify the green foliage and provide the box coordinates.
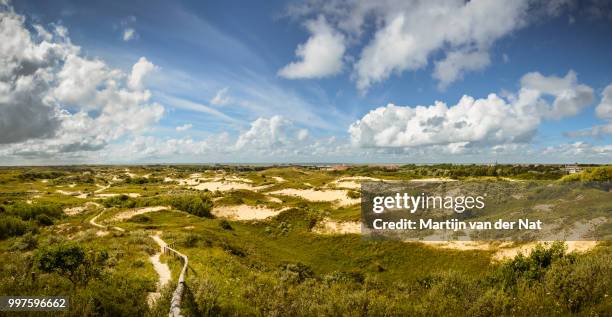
[219,219,233,230]
[124,176,162,184]
[9,232,38,251]
[0,215,30,239]
[36,243,107,286]
[561,166,612,182]
[169,194,213,218]
[493,242,568,290]
[5,202,63,221]
[346,189,360,199]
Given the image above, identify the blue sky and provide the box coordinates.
[1,0,611,164]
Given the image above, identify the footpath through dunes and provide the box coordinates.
[147,234,172,306]
[86,205,188,313]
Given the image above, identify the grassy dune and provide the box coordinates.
[0,165,610,316]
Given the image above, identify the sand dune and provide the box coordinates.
[270,188,359,206]
[213,205,288,220]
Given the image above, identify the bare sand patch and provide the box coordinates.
[213,205,288,220]
[111,206,170,221]
[533,204,554,212]
[267,196,283,203]
[191,180,270,192]
[313,218,361,234]
[64,202,101,215]
[272,176,286,183]
[56,189,81,196]
[419,241,494,251]
[96,230,109,237]
[269,188,359,206]
[330,176,383,189]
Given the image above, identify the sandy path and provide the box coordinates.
[64,201,102,216]
[111,206,170,221]
[89,210,125,232]
[147,234,172,306]
[94,184,111,193]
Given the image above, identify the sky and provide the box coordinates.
[1,0,611,165]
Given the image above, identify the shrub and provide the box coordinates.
[219,220,233,230]
[0,215,29,239]
[6,202,62,221]
[347,190,360,199]
[36,214,54,226]
[182,233,201,248]
[36,243,107,286]
[170,194,213,218]
[9,232,38,251]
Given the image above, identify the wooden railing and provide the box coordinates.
[163,243,188,317]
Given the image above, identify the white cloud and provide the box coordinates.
[520,70,594,119]
[157,93,243,125]
[433,49,490,90]
[234,116,314,156]
[278,15,345,79]
[349,71,594,149]
[0,3,163,157]
[176,123,192,131]
[128,57,157,90]
[53,55,114,107]
[566,83,612,137]
[595,84,612,120]
[210,87,230,105]
[352,0,528,92]
[287,0,565,92]
[122,28,136,41]
[235,116,292,150]
[297,128,309,141]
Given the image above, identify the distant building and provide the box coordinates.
[564,165,583,174]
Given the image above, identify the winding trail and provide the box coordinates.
[147,234,172,307]
[88,208,188,314]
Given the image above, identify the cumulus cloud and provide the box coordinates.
[566,83,612,137]
[520,70,594,119]
[595,84,612,120]
[176,123,192,131]
[0,2,163,157]
[278,16,345,79]
[234,115,314,155]
[0,3,76,143]
[285,0,581,92]
[210,87,230,105]
[128,57,157,90]
[349,71,594,150]
[433,49,490,90]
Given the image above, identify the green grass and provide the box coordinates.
[0,165,610,316]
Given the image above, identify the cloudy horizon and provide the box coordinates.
[1,0,611,165]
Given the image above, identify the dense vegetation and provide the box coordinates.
[0,165,609,316]
[102,193,214,218]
